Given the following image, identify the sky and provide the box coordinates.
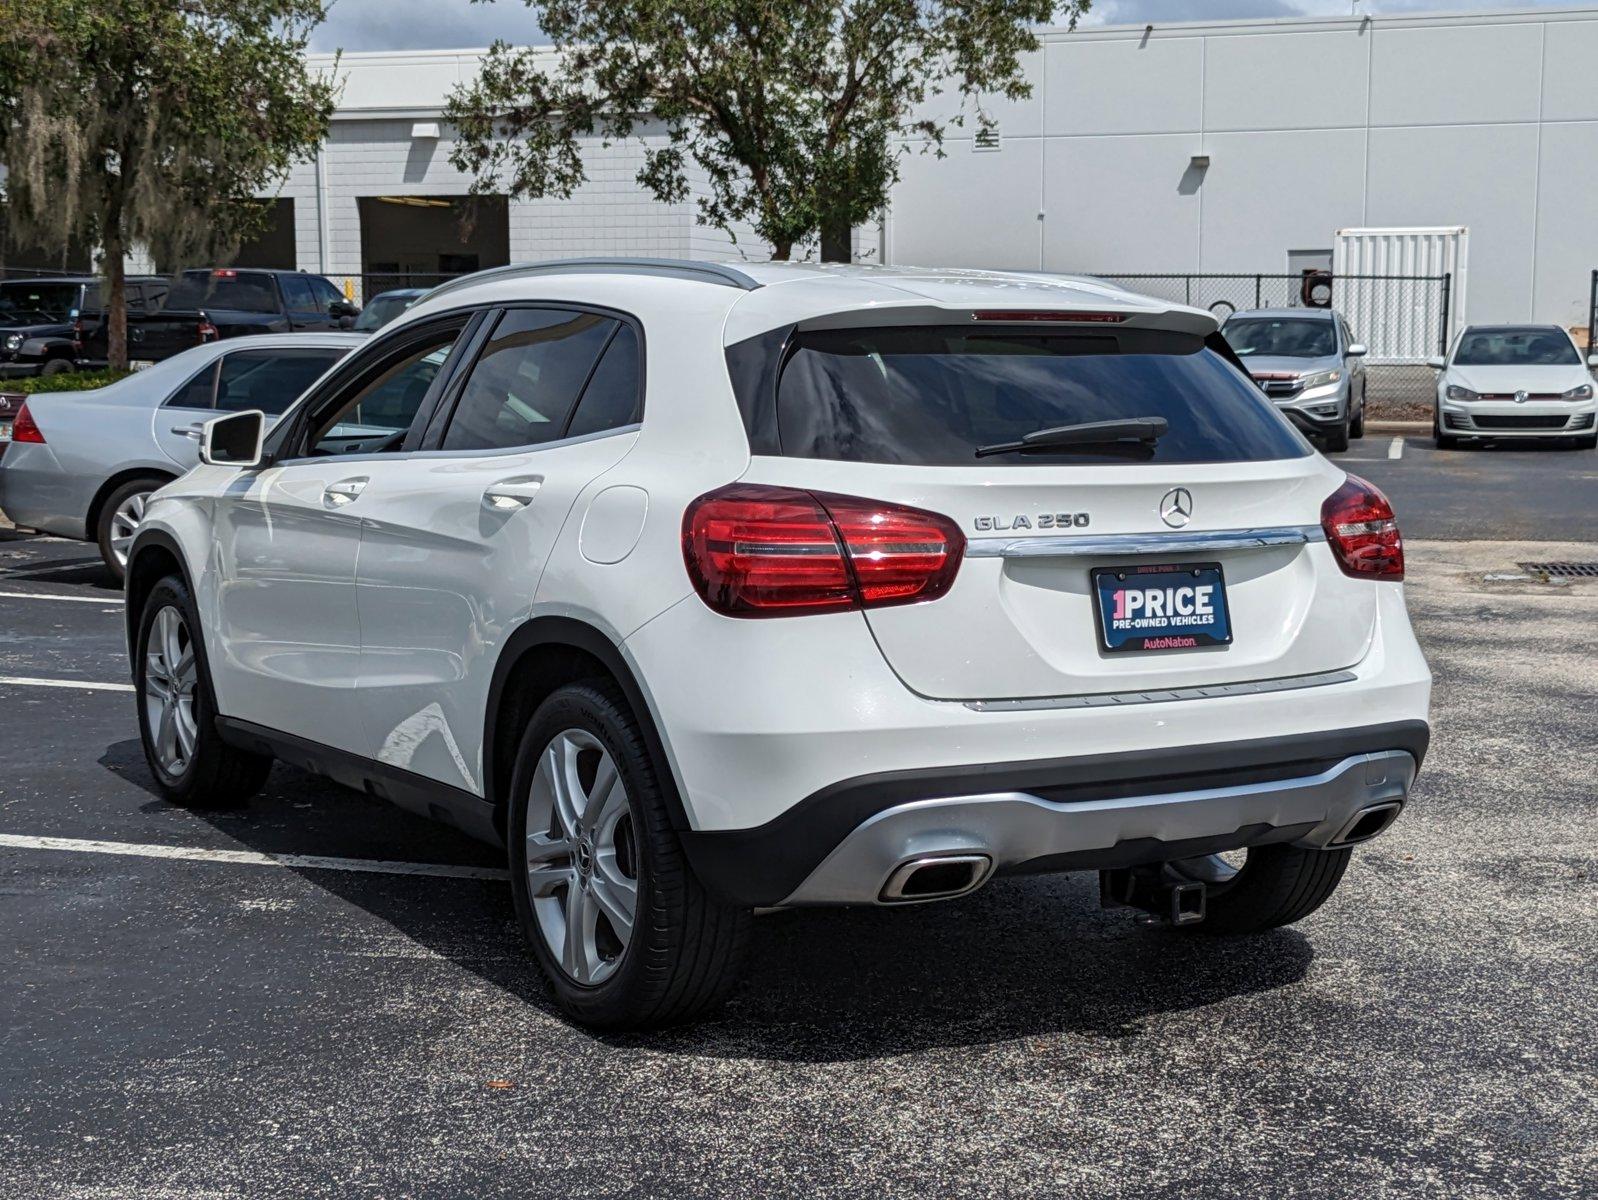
[308,0,1584,53]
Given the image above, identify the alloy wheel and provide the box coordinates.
[143,605,199,777]
[109,491,149,568]
[524,729,639,986]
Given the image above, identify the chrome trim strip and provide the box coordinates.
[964,525,1324,559]
[963,669,1356,712]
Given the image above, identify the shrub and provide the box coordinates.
[2,369,132,395]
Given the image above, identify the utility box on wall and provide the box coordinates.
[1334,226,1468,362]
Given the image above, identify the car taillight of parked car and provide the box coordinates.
[682,484,965,617]
[11,401,45,444]
[1321,474,1403,581]
[198,312,219,342]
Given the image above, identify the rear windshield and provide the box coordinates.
[0,282,81,323]
[1222,317,1337,360]
[166,271,281,314]
[1453,328,1578,367]
[737,326,1308,466]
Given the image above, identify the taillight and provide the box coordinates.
[682,484,965,618]
[71,315,84,354]
[1321,474,1402,581]
[198,311,219,342]
[11,400,45,444]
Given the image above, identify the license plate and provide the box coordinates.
[0,422,10,441]
[130,360,156,371]
[1092,562,1232,653]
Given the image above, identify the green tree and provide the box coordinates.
[447,1,1090,262]
[0,1,336,369]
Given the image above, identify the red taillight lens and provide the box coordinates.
[1321,474,1403,581]
[198,312,219,342]
[11,400,45,444]
[682,484,965,617]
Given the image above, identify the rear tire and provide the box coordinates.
[134,576,272,809]
[97,477,165,582]
[1168,843,1353,935]
[508,682,751,1029]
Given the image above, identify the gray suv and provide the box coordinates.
[1221,308,1367,452]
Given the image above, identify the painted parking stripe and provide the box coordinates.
[0,832,510,881]
[0,675,134,693]
[1389,437,1405,459]
[0,590,122,604]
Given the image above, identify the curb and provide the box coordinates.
[1366,420,1431,434]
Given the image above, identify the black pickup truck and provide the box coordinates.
[0,275,169,377]
[78,268,360,366]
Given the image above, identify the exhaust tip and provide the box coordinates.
[880,854,993,903]
[1331,801,1404,847]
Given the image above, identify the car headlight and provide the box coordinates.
[1562,383,1593,401]
[1445,384,1478,402]
[2,334,21,352]
[1299,369,1342,390]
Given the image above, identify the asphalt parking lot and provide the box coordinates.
[2,439,1595,1199]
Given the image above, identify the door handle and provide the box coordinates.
[323,477,369,506]
[171,425,202,439]
[483,476,544,510]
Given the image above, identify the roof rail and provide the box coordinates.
[423,257,764,301]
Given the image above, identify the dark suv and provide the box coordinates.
[0,275,168,378]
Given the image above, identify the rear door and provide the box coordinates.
[350,306,641,793]
[737,321,1374,701]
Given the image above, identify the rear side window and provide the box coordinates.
[565,324,642,439]
[215,348,348,415]
[750,326,1307,466]
[441,308,616,451]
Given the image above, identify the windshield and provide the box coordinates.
[354,293,416,332]
[0,282,81,324]
[759,326,1308,467]
[1222,318,1337,359]
[1453,328,1579,367]
[166,271,281,314]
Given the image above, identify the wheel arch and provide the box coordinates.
[124,528,197,665]
[485,616,691,840]
[87,466,180,546]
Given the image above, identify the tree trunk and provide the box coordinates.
[820,215,852,264]
[770,239,793,261]
[104,224,127,373]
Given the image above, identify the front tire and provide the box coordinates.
[1167,843,1353,935]
[1433,414,1459,450]
[1350,393,1365,439]
[97,477,165,582]
[39,358,74,377]
[1322,415,1351,454]
[508,683,751,1029]
[135,576,272,809]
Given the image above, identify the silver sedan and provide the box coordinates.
[0,333,361,579]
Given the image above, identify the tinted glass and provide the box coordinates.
[215,348,348,415]
[165,360,219,409]
[565,325,641,439]
[442,309,616,451]
[354,292,416,332]
[1222,318,1337,359]
[280,275,318,314]
[0,283,80,323]
[1454,328,1579,367]
[773,327,1308,467]
[311,277,345,309]
[311,340,455,455]
[166,270,281,314]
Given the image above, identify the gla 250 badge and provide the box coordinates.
[973,512,1091,532]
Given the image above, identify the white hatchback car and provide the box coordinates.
[1429,324,1598,449]
[124,260,1432,1028]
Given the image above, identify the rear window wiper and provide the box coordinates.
[975,417,1170,458]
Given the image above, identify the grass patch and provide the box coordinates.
[2,369,132,395]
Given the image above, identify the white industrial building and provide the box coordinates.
[145,5,1598,332]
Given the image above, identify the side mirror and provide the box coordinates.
[1347,343,1367,357]
[199,409,266,468]
[1588,354,1598,369]
[330,300,359,318]
[1426,355,1446,371]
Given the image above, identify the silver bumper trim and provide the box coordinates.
[964,668,1357,712]
[964,525,1324,560]
[780,750,1416,906]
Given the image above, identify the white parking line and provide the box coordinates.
[1389,437,1405,459]
[0,832,510,881]
[0,590,121,604]
[0,675,134,693]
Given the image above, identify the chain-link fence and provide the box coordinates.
[331,271,466,306]
[1093,272,1452,417]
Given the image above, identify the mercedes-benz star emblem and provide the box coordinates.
[1159,487,1193,529]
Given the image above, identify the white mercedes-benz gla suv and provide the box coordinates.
[124,260,1431,1028]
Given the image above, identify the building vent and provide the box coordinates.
[973,125,1001,153]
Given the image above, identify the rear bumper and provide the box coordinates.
[681,724,1426,907]
[0,445,90,538]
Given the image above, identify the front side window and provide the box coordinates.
[215,348,349,415]
[309,338,456,456]
[166,270,281,314]
[1222,318,1338,359]
[441,308,618,451]
[767,326,1308,467]
[1453,328,1579,367]
[280,276,319,316]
